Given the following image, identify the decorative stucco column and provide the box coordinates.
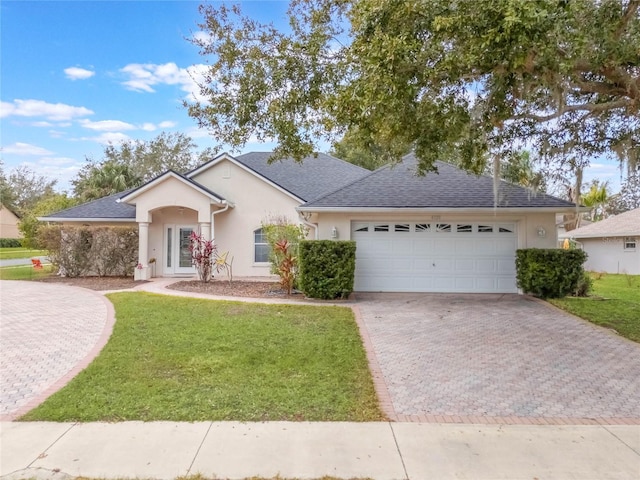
[199,222,211,242]
[134,222,151,281]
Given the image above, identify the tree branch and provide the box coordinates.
[514,98,632,122]
[615,0,640,39]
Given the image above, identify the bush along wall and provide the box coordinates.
[38,225,138,277]
[515,248,588,299]
[0,238,22,248]
[298,240,356,299]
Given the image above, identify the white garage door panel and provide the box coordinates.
[353,221,517,293]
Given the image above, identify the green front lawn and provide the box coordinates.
[0,264,54,280]
[21,292,383,422]
[549,273,640,343]
[0,247,47,260]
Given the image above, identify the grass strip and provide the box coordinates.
[21,292,384,422]
[549,273,640,343]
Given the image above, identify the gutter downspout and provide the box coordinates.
[211,201,230,241]
[298,213,318,240]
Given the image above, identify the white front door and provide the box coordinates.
[164,225,197,275]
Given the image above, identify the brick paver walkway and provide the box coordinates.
[355,293,640,424]
[0,280,114,420]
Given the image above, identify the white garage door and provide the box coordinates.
[352,221,518,293]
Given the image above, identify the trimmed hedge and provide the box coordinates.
[515,248,588,299]
[299,240,356,299]
[0,238,22,248]
[38,225,138,277]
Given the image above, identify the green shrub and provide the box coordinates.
[298,240,356,299]
[573,270,593,297]
[38,225,138,277]
[262,217,307,293]
[515,248,588,298]
[0,238,22,248]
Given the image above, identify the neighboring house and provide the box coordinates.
[560,208,640,275]
[41,152,577,293]
[0,204,21,239]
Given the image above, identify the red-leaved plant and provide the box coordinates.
[188,231,216,283]
[274,238,296,295]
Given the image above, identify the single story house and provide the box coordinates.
[41,152,578,293]
[560,208,640,275]
[0,204,21,239]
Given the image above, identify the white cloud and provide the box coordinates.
[1,142,54,156]
[119,62,209,101]
[80,119,136,131]
[49,130,67,138]
[139,120,177,131]
[192,30,212,46]
[64,67,95,80]
[32,121,54,127]
[0,99,93,121]
[82,132,131,145]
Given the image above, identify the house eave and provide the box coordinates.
[567,232,640,239]
[296,206,581,214]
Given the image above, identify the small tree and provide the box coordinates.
[262,216,308,294]
[189,231,216,283]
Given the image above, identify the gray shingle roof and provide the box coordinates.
[120,170,227,203]
[40,189,136,221]
[567,208,640,238]
[301,153,576,209]
[234,152,370,202]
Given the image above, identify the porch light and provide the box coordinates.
[331,226,338,239]
[536,226,546,237]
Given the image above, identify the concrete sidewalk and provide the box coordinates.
[1,421,639,480]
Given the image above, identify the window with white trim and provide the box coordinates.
[254,228,270,263]
[624,237,637,251]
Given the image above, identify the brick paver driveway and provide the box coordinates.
[0,280,113,420]
[356,293,640,423]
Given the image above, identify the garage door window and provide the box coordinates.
[478,225,493,233]
[395,223,410,232]
[436,223,451,232]
[416,223,431,232]
[374,224,390,232]
[457,224,473,233]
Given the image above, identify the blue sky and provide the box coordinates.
[0,0,625,193]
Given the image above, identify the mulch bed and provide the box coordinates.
[35,276,307,299]
[168,279,303,298]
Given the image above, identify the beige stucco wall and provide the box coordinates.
[130,176,214,223]
[192,158,308,277]
[314,211,558,248]
[0,206,21,238]
[579,237,640,274]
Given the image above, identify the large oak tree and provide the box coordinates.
[187,0,639,175]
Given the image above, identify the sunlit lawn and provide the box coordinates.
[549,273,640,343]
[0,264,54,280]
[0,247,47,260]
[21,292,383,422]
